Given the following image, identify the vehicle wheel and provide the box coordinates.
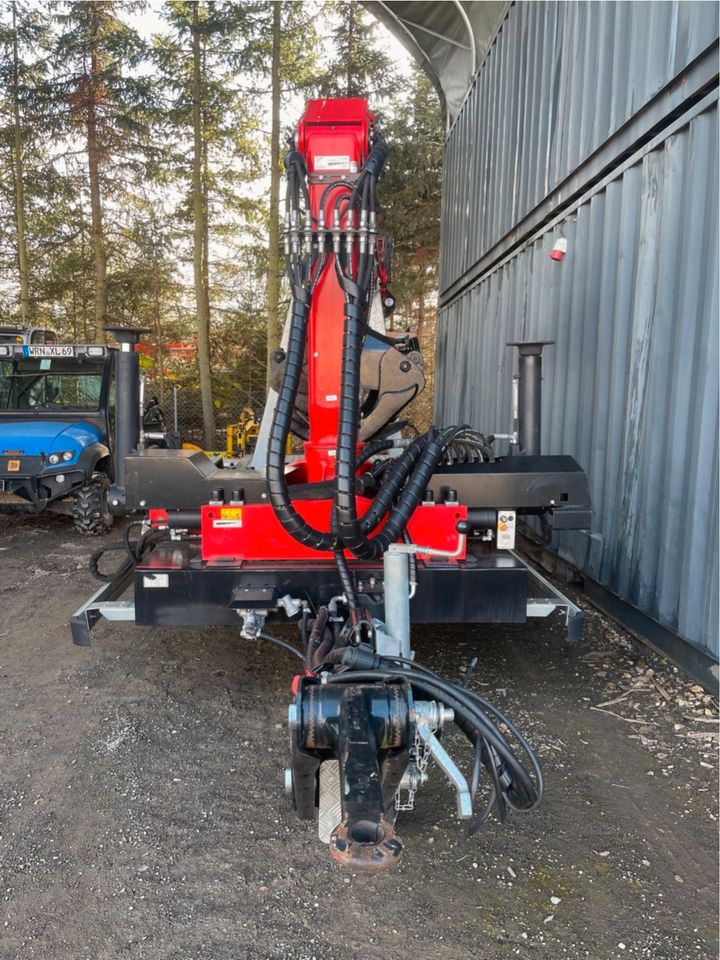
[72,476,113,536]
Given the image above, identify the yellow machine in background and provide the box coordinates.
[226,406,260,457]
[181,406,288,458]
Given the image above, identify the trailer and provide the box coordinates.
[72,98,591,870]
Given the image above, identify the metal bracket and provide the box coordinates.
[415,719,472,818]
[69,566,135,646]
[514,551,584,641]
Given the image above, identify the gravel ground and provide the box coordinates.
[0,513,717,960]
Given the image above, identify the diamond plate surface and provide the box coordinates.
[318,760,342,843]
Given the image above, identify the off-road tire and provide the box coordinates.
[72,477,113,536]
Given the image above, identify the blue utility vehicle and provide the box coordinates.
[0,342,115,534]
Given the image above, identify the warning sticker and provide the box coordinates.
[314,155,351,172]
[496,510,516,550]
[143,573,169,588]
[213,506,243,529]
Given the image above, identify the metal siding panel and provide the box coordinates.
[609,3,632,138]
[435,100,718,658]
[591,3,615,151]
[439,1,720,294]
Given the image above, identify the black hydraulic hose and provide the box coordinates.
[467,739,500,835]
[333,549,359,619]
[358,434,428,535]
[90,525,169,583]
[378,658,542,808]
[323,666,541,811]
[338,423,448,559]
[409,677,539,807]
[89,539,131,583]
[394,654,543,788]
[258,632,305,662]
[305,606,329,671]
[355,437,398,467]
[318,179,353,213]
[265,282,335,551]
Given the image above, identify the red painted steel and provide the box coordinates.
[200,501,467,562]
[297,98,372,481]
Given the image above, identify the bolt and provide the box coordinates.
[287,704,298,730]
[400,360,411,373]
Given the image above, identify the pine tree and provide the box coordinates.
[380,67,443,429]
[49,1,152,341]
[265,0,282,371]
[380,67,442,328]
[264,1,321,376]
[0,0,54,323]
[155,0,269,448]
[319,2,393,100]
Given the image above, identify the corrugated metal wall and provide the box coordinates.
[436,1,720,663]
[441,0,719,293]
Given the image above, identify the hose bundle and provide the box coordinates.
[267,127,473,575]
[89,521,169,583]
[321,654,543,832]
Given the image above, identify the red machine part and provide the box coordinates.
[200,501,467,563]
[296,99,372,482]
[148,508,172,527]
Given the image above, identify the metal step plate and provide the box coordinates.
[318,760,342,844]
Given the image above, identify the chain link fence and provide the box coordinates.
[142,367,267,453]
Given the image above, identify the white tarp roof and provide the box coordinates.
[365,1,507,121]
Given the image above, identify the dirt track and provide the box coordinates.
[0,513,717,960]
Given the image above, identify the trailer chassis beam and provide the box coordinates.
[70,565,135,646]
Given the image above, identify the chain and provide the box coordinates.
[394,724,431,812]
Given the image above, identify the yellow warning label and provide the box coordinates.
[214,506,243,528]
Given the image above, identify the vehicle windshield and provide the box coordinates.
[0,358,105,412]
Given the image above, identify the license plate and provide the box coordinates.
[22,345,74,358]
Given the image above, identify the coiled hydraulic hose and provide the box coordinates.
[321,662,543,827]
[89,522,169,583]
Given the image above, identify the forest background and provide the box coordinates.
[0,0,442,447]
